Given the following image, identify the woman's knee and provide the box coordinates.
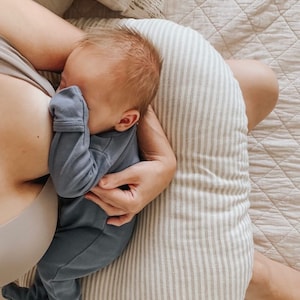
[245,59,279,110]
[245,251,272,299]
[226,59,279,131]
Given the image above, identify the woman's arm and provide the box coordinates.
[0,0,83,71]
[86,106,176,226]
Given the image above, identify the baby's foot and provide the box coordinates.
[1,283,29,300]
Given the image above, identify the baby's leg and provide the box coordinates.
[226,59,278,132]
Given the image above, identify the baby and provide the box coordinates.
[2,27,162,300]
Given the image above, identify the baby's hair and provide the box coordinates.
[79,26,162,116]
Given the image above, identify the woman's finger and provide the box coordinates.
[107,214,135,226]
[98,163,142,189]
[90,185,138,212]
[85,192,127,216]
[85,192,135,226]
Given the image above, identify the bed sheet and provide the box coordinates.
[66,0,300,270]
[164,0,300,270]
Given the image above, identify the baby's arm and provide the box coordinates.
[49,86,109,198]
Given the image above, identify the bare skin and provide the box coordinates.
[226,59,279,132]
[0,74,52,223]
[246,251,300,300]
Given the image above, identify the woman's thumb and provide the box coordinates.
[99,167,135,189]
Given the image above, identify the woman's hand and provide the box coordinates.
[85,106,176,226]
[85,160,173,226]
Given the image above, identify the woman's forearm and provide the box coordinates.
[0,0,83,71]
[137,106,176,186]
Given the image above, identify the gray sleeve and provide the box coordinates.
[48,86,110,198]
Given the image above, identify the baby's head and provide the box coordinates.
[59,26,162,134]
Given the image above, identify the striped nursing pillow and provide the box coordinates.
[19,18,253,300]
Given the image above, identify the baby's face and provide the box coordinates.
[58,45,128,134]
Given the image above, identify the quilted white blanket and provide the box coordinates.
[164,0,300,269]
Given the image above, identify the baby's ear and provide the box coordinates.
[115,109,140,132]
